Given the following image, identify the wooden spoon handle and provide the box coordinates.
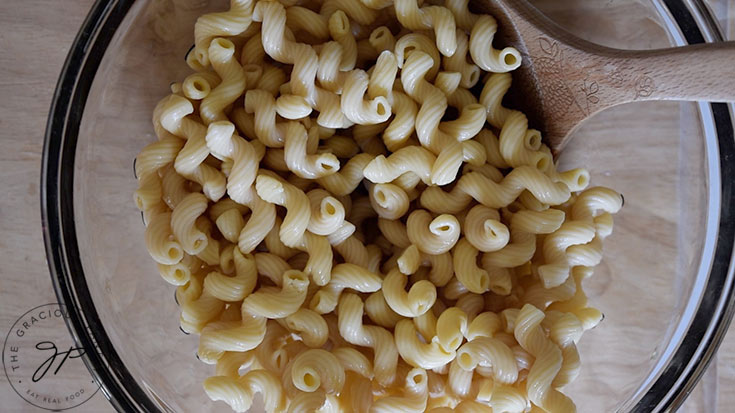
[520,39,735,130]
[599,42,735,105]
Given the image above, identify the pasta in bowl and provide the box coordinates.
[42,0,735,412]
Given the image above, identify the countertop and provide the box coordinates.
[0,0,733,411]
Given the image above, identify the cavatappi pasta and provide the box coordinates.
[134,0,623,411]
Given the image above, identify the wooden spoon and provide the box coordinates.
[473,0,735,153]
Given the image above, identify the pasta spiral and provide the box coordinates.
[203,369,285,413]
[201,38,248,124]
[193,0,255,67]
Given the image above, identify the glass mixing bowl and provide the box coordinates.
[42,0,735,411]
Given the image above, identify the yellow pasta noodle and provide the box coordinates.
[203,248,257,302]
[284,122,341,179]
[341,69,392,125]
[316,152,374,196]
[383,268,437,317]
[369,182,410,220]
[200,38,248,124]
[291,349,345,393]
[395,319,455,369]
[407,209,461,255]
[193,0,254,66]
[203,369,285,413]
[145,211,184,265]
[453,237,491,294]
[328,10,357,71]
[214,350,256,378]
[338,293,399,386]
[160,165,190,209]
[198,314,267,363]
[284,308,329,348]
[370,368,429,413]
[393,0,457,56]
[255,173,311,248]
[436,307,468,352]
[369,26,395,53]
[469,15,522,73]
[241,269,309,318]
[514,304,575,412]
[286,6,330,42]
[444,31,480,89]
[171,193,209,255]
[364,291,404,329]
[456,336,518,384]
[310,263,382,313]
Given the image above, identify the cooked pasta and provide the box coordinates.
[200,38,248,124]
[363,145,436,184]
[197,314,267,363]
[193,0,255,67]
[316,153,374,196]
[214,350,256,378]
[158,95,229,201]
[453,237,491,294]
[283,121,340,179]
[463,204,509,252]
[369,183,410,220]
[370,368,429,413]
[435,307,467,352]
[182,72,220,101]
[203,369,285,413]
[341,69,392,125]
[334,347,374,378]
[469,15,522,73]
[310,263,382,313]
[204,248,258,302]
[327,10,356,71]
[215,208,245,244]
[275,94,312,120]
[137,1,622,410]
[364,291,403,328]
[160,165,190,209]
[338,293,399,386]
[393,0,457,57]
[255,173,311,248]
[443,30,480,87]
[382,268,437,317]
[291,349,345,393]
[244,89,286,148]
[241,270,309,318]
[420,166,571,214]
[395,319,455,369]
[286,6,329,41]
[145,211,184,265]
[515,304,575,413]
[369,26,396,53]
[407,209,461,255]
[456,336,518,384]
[135,137,184,182]
[305,188,345,236]
[382,91,418,151]
[171,193,209,255]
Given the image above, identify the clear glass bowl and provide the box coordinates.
[42,0,735,411]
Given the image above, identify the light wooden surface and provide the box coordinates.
[0,0,733,412]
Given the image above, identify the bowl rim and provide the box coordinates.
[40,0,735,412]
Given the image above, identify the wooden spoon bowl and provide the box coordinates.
[473,0,735,153]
